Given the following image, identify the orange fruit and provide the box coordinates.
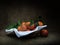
[30,24,36,30]
[38,21,44,26]
[40,29,48,37]
[21,22,26,25]
[21,25,27,31]
[17,26,22,31]
[27,24,36,30]
[26,22,31,26]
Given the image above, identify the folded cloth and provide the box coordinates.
[5,25,47,38]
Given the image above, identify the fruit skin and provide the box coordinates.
[17,22,27,31]
[27,24,36,30]
[21,24,27,31]
[25,21,36,30]
[17,26,22,31]
[38,21,44,26]
[30,24,36,30]
[26,22,31,26]
[40,29,48,37]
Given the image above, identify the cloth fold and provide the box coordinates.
[5,25,47,38]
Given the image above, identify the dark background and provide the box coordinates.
[0,0,60,45]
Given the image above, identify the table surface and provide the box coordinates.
[0,30,60,45]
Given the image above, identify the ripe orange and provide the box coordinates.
[17,26,22,31]
[38,21,44,26]
[40,29,48,37]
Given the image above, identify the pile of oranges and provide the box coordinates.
[17,21,44,31]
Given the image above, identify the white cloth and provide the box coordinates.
[5,25,47,38]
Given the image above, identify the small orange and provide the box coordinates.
[38,21,44,26]
[17,26,22,31]
[21,22,26,25]
[26,22,31,26]
[40,29,48,37]
[21,25,27,31]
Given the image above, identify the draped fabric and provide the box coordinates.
[5,25,47,38]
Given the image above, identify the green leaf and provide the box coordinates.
[6,19,22,29]
[6,23,16,29]
[17,19,22,26]
[30,19,34,25]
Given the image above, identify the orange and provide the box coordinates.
[38,21,44,26]
[17,26,22,31]
[26,22,31,26]
[40,29,48,37]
